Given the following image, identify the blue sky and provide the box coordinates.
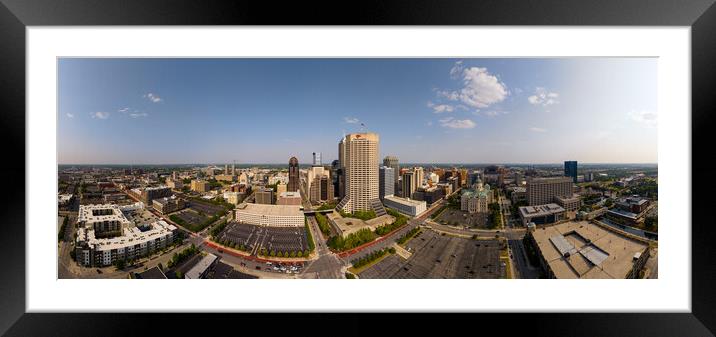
[58,58,657,165]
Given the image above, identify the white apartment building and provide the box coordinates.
[75,204,177,267]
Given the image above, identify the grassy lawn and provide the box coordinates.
[347,252,393,275]
[396,228,421,246]
[501,257,512,279]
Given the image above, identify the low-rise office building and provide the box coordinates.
[518,203,566,226]
[554,195,582,213]
[152,196,185,214]
[234,203,304,227]
[185,253,219,279]
[191,180,209,193]
[165,179,183,190]
[412,185,445,205]
[383,195,427,217]
[277,191,302,205]
[141,186,172,205]
[223,191,243,205]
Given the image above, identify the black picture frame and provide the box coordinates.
[1,0,714,336]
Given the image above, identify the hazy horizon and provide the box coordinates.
[58,58,657,164]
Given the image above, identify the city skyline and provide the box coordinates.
[58,58,657,164]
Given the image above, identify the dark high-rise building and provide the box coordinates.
[564,161,578,183]
[331,160,344,199]
[288,157,299,192]
[320,176,330,201]
[401,171,415,199]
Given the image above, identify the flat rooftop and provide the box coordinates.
[78,204,129,224]
[236,203,303,217]
[531,221,649,279]
[519,203,565,217]
[185,253,218,279]
[79,219,177,251]
[384,195,426,207]
[327,212,394,237]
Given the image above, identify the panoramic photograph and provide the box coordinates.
[57,58,658,279]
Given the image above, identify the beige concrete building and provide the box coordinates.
[191,180,209,193]
[277,191,302,205]
[307,165,333,203]
[326,211,395,237]
[215,174,236,182]
[165,178,183,190]
[234,203,304,227]
[526,176,573,206]
[152,196,185,214]
[276,182,287,198]
[554,195,582,214]
[336,133,382,214]
[527,221,650,279]
[255,187,275,205]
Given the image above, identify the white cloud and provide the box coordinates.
[427,101,454,114]
[436,90,459,101]
[458,67,508,108]
[440,117,476,129]
[144,92,163,103]
[529,127,547,133]
[528,87,559,107]
[481,110,509,117]
[449,60,464,79]
[130,112,148,118]
[118,107,130,113]
[66,113,74,118]
[91,111,110,119]
[426,121,433,126]
[629,110,657,127]
[343,117,360,124]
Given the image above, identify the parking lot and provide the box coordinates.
[259,226,310,255]
[358,230,504,279]
[187,199,225,216]
[174,209,209,226]
[216,221,261,251]
[217,222,310,256]
[434,208,489,229]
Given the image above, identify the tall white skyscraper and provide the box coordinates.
[336,133,381,214]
